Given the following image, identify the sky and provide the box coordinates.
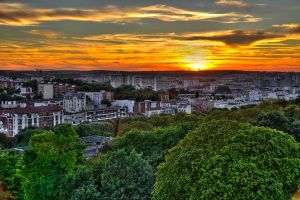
[0,0,300,71]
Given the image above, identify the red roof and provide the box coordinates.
[0,105,62,115]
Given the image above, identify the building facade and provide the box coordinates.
[63,93,86,114]
[0,105,63,137]
[38,83,54,99]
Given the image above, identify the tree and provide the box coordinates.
[117,121,153,136]
[112,124,192,168]
[153,120,300,200]
[60,167,100,200]
[290,120,300,142]
[0,133,15,149]
[257,111,291,133]
[14,127,44,146]
[76,122,114,137]
[101,150,154,200]
[22,124,85,200]
[22,80,38,92]
[0,152,24,199]
[114,85,159,101]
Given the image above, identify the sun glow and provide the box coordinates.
[182,51,212,71]
[190,63,207,71]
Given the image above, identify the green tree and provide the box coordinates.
[60,167,100,200]
[290,120,300,142]
[14,127,44,146]
[0,152,24,199]
[112,124,192,168]
[257,111,291,133]
[76,122,114,137]
[22,80,38,92]
[0,133,15,149]
[22,124,84,200]
[101,150,154,200]
[117,121,153,136]
[153,120,300,200]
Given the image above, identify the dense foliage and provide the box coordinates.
[61,166,100,200]
[112,124,193,168]
[0,152,24,199]
[153,120,300,200]
[76,122,115,137]
[1,100,300,199]
[22,124,85,200]
[101,150,154,200]
[0,87,22,100]
[114,85,159,101]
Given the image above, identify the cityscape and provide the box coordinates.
[1,0,300,199]
[1,70,299,136]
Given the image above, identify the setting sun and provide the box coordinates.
[190,63,207,71]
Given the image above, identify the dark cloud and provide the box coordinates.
[292,26,300,33]
[180,30,283,46]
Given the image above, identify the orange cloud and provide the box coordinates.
[0,3,262,26]
[1,30,300,72]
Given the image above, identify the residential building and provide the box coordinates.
[53,83,78,98]
[112,100,135,113]
[85,91,105,107]
[63,93,86,114]
[64,107,128,125]
[0,105,63,137]
[38,83,54,99]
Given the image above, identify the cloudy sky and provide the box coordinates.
[0,0,299,71]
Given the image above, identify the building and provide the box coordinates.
[53,83,78,98]
[81,136,112,158]
[192,99,215,112]
[0,80,17,88]
[38,83,54,99]
[103,91,114,101]
[85,91,105,107]
[64,107,128,125]
[134,100,192,116]
[0,105,63,137]
[112,100,135,113]
[20,87,33,96]
[63,93,86,114]
[86,107,128,122]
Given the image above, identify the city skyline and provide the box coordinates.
[0,0,300,71]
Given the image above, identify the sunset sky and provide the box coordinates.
[0,0,300,71]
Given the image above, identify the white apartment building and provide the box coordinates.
[63,93,86,114]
